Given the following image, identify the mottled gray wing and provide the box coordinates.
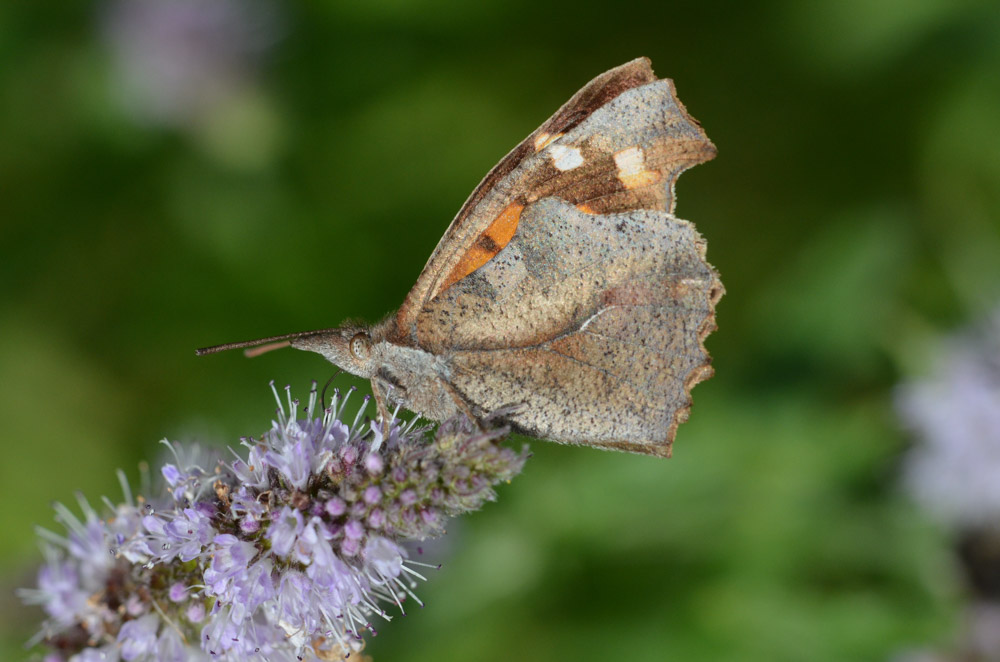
[426,198,722,455]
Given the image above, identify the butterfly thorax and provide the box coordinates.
[374,342,459,421]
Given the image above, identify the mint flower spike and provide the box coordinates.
[22,383,529,661]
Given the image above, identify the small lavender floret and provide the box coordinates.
[21,383,529,660]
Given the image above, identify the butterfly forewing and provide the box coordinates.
[392,57,702,341]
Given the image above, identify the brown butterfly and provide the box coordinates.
[199,57,722,456]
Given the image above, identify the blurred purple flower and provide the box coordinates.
[897,310,1000,528]
[33,554,85,628]
[101,0,280,127]
[117,614,159,660]
[21,383,528,660]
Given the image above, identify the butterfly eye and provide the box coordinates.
[349,333,371,361]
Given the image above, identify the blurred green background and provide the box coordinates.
[2,1,999,660]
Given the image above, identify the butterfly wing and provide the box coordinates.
[424,198,721,455]
[392,58,721,455]
[393,57,714,340]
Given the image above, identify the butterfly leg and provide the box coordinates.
[370,376,393,434]
[436,378,486,432]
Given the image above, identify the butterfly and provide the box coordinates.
[199,57,722,456]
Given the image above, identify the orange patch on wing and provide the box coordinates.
[620,169,660,190]
[439,202,524,293]
[576,203,597,214]
[614,146,661,190]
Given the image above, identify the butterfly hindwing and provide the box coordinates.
[431,199,722,453]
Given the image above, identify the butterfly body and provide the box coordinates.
[199,58,722,457]
[287,321,463,421]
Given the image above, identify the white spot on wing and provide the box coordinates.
[614,146,645,178]
[549,144,584,171]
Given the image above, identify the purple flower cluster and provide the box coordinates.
[897,309,1000,529]
[21,384,529,661]
[893,311,1000,662]
[101,0,280,128]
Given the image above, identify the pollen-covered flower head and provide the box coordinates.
[21,383,529,661]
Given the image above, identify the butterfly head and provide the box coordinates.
[290,325,379,379]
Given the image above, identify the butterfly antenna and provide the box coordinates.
[196,329,340,358]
